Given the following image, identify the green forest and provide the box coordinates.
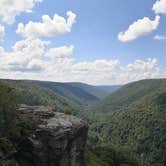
[0,79,166,166]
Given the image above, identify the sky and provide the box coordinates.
[0,0,166,85]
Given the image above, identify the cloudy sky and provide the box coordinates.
[0,0,166,85]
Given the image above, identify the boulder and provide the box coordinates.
[18,105,88,166]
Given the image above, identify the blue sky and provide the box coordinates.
[0,0,166,85]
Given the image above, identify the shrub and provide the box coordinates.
[64,108,72,115]
[0,82,18,138]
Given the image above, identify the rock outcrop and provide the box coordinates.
[0,105,88,166]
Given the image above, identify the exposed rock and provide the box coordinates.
[1,105,88,166]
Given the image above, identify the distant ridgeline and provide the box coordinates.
[0,79,166,166]
[83,79,166,166]
[0,79,120,111]
[0,82,88,166]
[0,79,124,166]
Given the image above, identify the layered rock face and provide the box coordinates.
[1,105,88,166]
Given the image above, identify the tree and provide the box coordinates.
[0,82,18,138]
[64,108,73,115]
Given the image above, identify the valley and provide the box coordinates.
[0,79,166,166]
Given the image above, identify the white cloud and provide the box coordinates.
[118,16,160,42]
[72,60,119,73]
[123,58,166,82]
[0,38,165,85]
[0,25,5,40]
[16,11,76,38]
[154,35,166,40]
[0,0,165,85]
[153,0,166,14]
[0,38,49,72]
[0,0,42,24]
[126,58,157,71]
[46,45,74,59]
[70,58,166,85]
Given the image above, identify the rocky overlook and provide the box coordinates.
[1,105,88,166]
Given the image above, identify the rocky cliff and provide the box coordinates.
[0,105,88,166]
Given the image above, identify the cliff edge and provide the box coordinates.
[0,105,88,166]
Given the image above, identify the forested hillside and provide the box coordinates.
[83,79,166,166]
[0,80,138,166]
[28,81,99,105]
[0,79,166,166]
[0,82,35,165]
[66,82,121,99]
[0,79,119,110]
[92,79,166,112]
[0,80,75,112]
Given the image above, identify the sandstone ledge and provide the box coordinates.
[7,105,88,166]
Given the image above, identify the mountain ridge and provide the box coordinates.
[91,79,166,112]
[0,79,120,104]
[84,78,166,166]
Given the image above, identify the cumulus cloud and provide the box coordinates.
[118,16,160,42]
[0,25,5,40]
[0,0,42,24]
[154,35,166,40]
[71,58,166,85]
[46,45,74,59]
[126,58,157,71]
[0,38,49,72]
[123,58,166,82]
[153,0,166,14]
[16,11,76,38]
[0,38,165,85]
[72,60,119,73]
[0,5,165,85]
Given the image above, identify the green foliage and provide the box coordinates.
[0,79,121,112]
[30,81,100,105]
[92,79,166,112]
[86,145,142,166]
[85,147,109,166]
[64,108,73,115]
[67,83,121,99]
[0,82,36,163]
[1,78,166,166]
[83,79,166,166]
[1,80,74,112]
[0,137,15,155]
[0,82,18,138]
